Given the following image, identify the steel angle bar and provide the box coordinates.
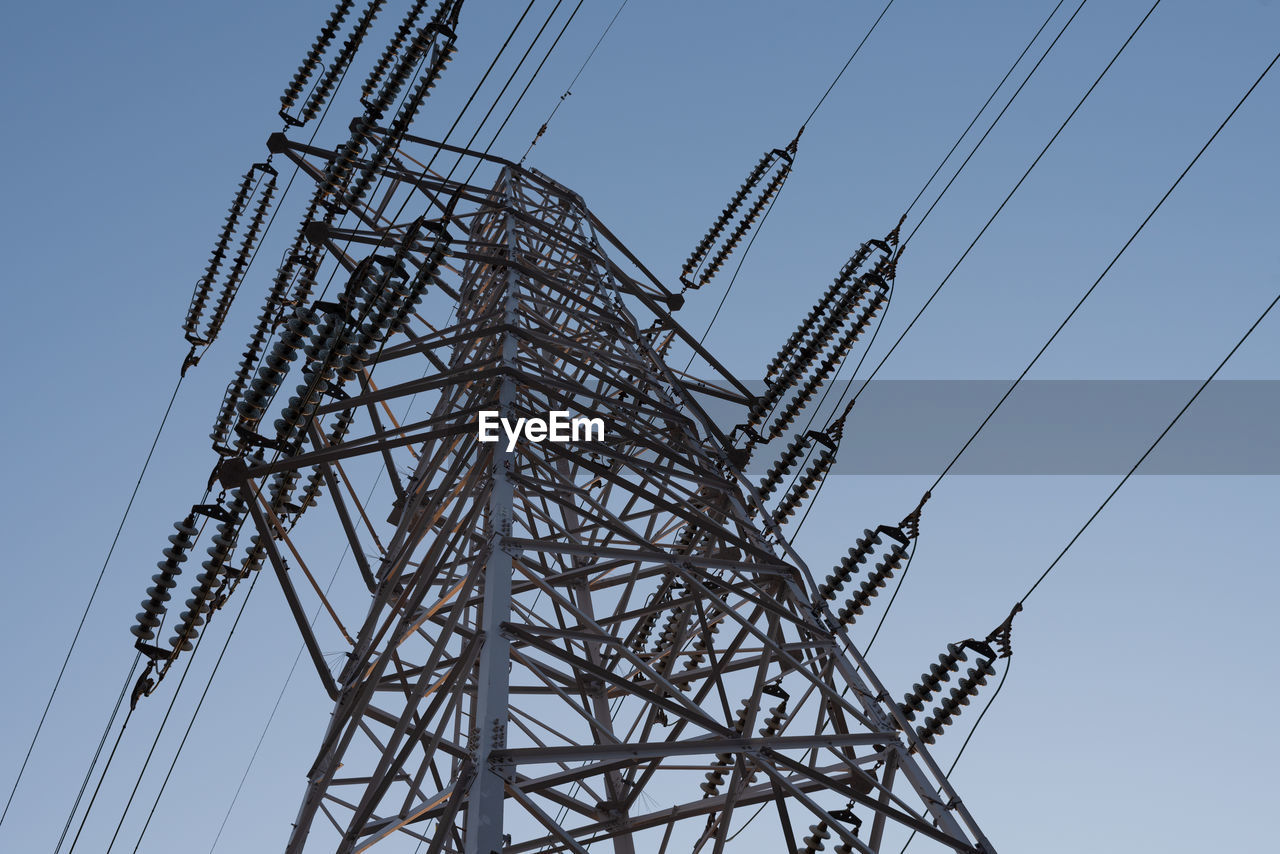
[755,754,981,853]
[313,364,505,416]
[502,763,866,854]
[499,622,736,738]
[494,732,896,766]
[501,538,790,578]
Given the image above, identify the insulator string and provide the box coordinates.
[280,0,357,121]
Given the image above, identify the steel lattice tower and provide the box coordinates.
[125,124,999,853]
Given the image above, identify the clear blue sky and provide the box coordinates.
[1,1,1277,852]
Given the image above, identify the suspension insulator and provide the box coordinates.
[268,468,305,517]
[746,350,809,427]
[288,252,324,315]
[746,261,873,429]
[695,162,791,289]
[131,515,198,646]
[835,542,908,627]
[630,580,675,653]
[757,433,811,502]
[346,32,458,207]
[168,491,248,652]
[681,149,776,288]
[324,1,460,197]
[212,196,323,451]
[334,260,412,382]
[294,409,357,515]
[917,658,997,744]
[675,614,720,689]
[280,0,356,119]
[699,699,757,797]
[772,445,836,524]
[818,527,884,601]
[630,610,661,654]
[184,169,258,347]
[651,606,687,675]
[768,273,870,389]
[230,527,280,580]
[294,0,388,126]
[764,240,876,381]
[731,697,751,733]
[201,170,278,352]
[361,0,431,107]
[383,226,448,335]
[764,235,888,386]
[757,700,788,737]
[235,308,316,439]
[766,282,890,441]
[272,324,342,450]
[900,643,968,719]
[802,820,832,853]
[699,751,734,796]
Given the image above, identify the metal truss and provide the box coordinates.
[144,128,996,853]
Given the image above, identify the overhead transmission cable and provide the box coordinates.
[802,0,898,128]
[886,53,1280,853]
[48,654,141,854]
[0,379,185,830]
[3,11,392,823]
[465,0,585,176]
[774,0,1150,546]
[900,0,1083,245]
[686,0,898,358]
[53,49,383,851]
[900,264,1280,854]
[37,0,511,845]
[901,0,1069,223]
[692,0,1062,439]
[869,40,1279,650]
[60,505,222,854]
[520,0,630,163]
[831,0,1161,425]
[122,567,268,853]
[782,0,1076,537]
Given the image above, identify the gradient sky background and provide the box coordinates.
[1,1,1277,852]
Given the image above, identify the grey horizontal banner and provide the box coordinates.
[700,380,1279,475]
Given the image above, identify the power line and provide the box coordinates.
[124,569,267,853]
[836,0,1162,423]
[901,0,1086,245]
[864,36,1277,658]
[521,0,631,163]
[1,375,183,830]
[48,654,140,854]
[471,0,586,166]
[901,0,1070,222]
[762,0,1078,532]
[928,46,1279,494]
[308,0,562,306]
[889,54,1280,847]
[5,26,383,828]
[1019,292,1280,607]
[802,0,898,128]
[895,282,1280,848]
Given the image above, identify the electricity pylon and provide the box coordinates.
[133,127,993,853]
